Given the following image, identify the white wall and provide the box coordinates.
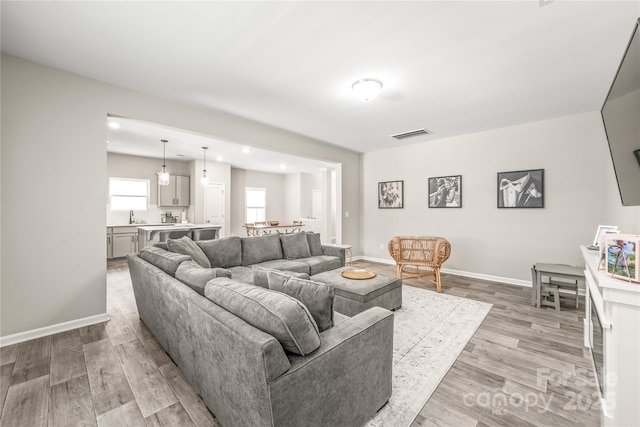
[362,111,640,283]
[284,173,301,222]
[1,54,361,339]
[229,168,286,237]
[107,152,191,225]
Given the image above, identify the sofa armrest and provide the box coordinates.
[268,306,394,425]
[321,244,346,266]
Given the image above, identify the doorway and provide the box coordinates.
[204,182,225,236]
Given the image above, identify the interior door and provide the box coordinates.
[204,182,225,234]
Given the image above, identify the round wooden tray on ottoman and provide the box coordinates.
[341,269,376,280]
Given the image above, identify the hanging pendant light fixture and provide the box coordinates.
[158,139,170,186]
[201,146,209,188]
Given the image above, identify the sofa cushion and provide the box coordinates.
[167,236,212,268]
[196,236,242,268]
[241,234,284,266]
[252,266,310,289]
[267,271,334,332]
[254,259,310,274]
[139,247,191,277]
[297,256,342,276]
[153,242,169,250]
[175,260,231,295]
[306,232,323,256]
[280,232,311,259]
[205,279,320,356]
[227,266,254,284]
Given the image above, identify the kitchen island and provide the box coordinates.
[137,224,222,249]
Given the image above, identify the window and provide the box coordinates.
[109,177,149,211]
[246,187,266,223]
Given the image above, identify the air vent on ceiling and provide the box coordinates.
[390,128,432,140]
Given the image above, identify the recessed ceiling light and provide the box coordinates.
[108,122,121,129]
[280,163,286,169]
[352,78,383,102]
[106,140,109,144]
[216,156,224,162]
[243,147,251,154]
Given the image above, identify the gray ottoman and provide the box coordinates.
[311,267,402,316]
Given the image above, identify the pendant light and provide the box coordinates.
[158,139,170,186]
[201,146,209,188]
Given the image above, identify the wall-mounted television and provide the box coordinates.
[601,18,640,207]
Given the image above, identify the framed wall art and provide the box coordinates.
[497,169,544,208]
[378,180,404,208]
[428,175,461,208]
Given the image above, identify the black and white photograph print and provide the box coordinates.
[378,180,404,208]
[497,169,544,208]
[428,175,461,208]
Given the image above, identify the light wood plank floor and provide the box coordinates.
[0,259,599,427]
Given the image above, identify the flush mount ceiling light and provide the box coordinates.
[201,147,209,188]
[352,78,383,102]
[158,139,170,186]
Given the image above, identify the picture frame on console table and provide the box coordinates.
[497,169,544,208]
[605,234,639,283]
[378,180,404,209]
[428,175,461,208]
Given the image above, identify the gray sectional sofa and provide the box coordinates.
[127,232,394,427]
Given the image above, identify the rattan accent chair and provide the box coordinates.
[388,236,451,292]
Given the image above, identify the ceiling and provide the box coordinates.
[106,116,339,174]
[2,1,639,157]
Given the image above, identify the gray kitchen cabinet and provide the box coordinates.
[112,233,137,258]
[107,227,113,259]
[109,226,138,258]
[159,174,190,207]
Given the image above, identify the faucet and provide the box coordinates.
[129,210,135,224]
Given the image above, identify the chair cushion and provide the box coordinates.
[241,234,283,266]
[280,232,311,259]
[306,232,323,256]
[196,236,241,268]
[205,279,320,356]
[175,260,231,295]
[267,271,335,332]
[297,256,342,276]
[167,236,212,268]
[252,266,310,289]
[139,247,191,277]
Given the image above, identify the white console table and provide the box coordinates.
[581,246,640,426]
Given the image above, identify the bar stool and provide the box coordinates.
[158,229,190,242]
[191,228,218,241]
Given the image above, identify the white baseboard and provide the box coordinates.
[355,256,586,296]
[0,313,110,348]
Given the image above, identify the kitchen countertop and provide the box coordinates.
[137,224,220,231]
[107,223,166,228]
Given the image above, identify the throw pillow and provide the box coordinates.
[252,265,310,288]
[280,232,312,259]
[306,232,323,256]
[196,236,242,268]
[167,236,212,268]
[205,279,320,356]
[267,271,335,332]
[139,247,191,277]
[176,260,231,296]
[241,234,284,266]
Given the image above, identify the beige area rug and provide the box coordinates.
[367,285,492,427]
